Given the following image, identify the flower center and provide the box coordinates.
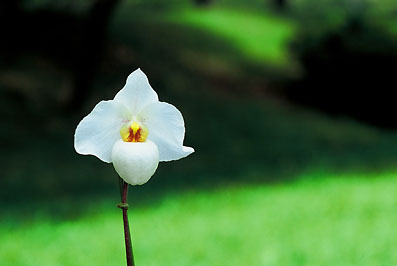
[120,121,148,142]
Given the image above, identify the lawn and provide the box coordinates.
[111,4,298,79]
[1,171,397,266]
[166,7,295,65]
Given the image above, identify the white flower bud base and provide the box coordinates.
[111,139,159,185]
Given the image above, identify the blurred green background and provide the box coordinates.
[1,0,397,265]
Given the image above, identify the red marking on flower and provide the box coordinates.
[127,127,142,142]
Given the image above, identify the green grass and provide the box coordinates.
[111,4,297,80]
[166,8,295,66]
[1,171,397,266]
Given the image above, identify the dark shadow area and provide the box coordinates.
[286,1,397,128]
[0,0,120,112]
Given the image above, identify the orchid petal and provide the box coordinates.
[74,100,130,163]
[139,102,194,161]
[114,69,159,114]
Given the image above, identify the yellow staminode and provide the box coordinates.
[120,121,148,143]
[131,122,140,135]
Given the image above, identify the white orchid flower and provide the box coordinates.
[74,69,194,185]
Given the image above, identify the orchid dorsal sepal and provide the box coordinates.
[74,68,194,185]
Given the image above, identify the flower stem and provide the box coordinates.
[118,178,135,266]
